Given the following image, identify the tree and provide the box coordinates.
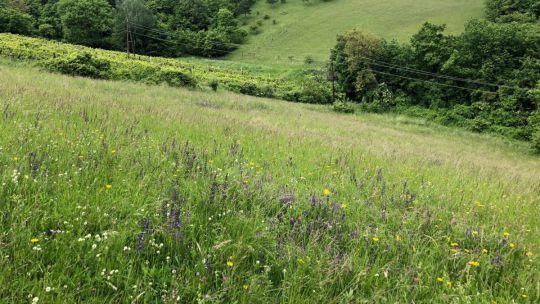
[0,6,34,34]
[57,0,113,47]
[234,0,255,16]
[410,23,453,72]
[330,29,382,101]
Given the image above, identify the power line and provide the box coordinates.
[365,68,498,95]
[125,21,532,94]
[359,56,528,91]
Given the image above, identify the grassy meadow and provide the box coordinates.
[228,0,485,64]
[1,61,539,303]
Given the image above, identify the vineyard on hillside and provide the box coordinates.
[0,33,331,103]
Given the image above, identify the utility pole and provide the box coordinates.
[329,61,336,103]
[126,18,130,57]
[126,18,134,58]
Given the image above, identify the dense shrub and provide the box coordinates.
[333,100,354,113]
[227,82,274,98]
[158,67,197,88]
[532,130,540,153]
[209,79,219,91]
[43,53,111,79]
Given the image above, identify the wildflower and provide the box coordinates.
[503,232,510,237]
[446,281,452,287]
[436,277,444,283]
[31,238,39,244]
[105,184,112,189]
[509,243,515,249]
[372,237,380,242]
[32,297,39,304]
[243,284,249,290]
[323,188,331,196]
[450,242,459,247]
[45,287,51,292]
[92,244,97,250]
[111,149,116,154]
[341,203,347,209]
[395,235,401,241]
[482,249,488,254]
[525,251,533,257]
[227,256,233,267]
[522,294,528,299]
[249,162,254,167]
[468,261,480,267]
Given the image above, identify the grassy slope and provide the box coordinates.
[228,0,485,64]
[1,63,539,302]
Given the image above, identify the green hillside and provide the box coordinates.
[1,61,539,302]
[228,0,485,64]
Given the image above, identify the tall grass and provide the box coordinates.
[0,63,538,303]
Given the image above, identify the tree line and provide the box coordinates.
[0,0,256,57]
[330,0,540,152]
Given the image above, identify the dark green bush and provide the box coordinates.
[209,79,219,91]
[333,100,355,114]
[158,68,197,88]
[469,117,490,133]
[227,82,273,97]
[43,53,111,79]
[532,130,540,153]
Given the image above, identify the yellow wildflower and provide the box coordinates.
[227,256,233,267]
[450,242,459,247]
[341,203,347,209]
[482,249,488,254]
[323,188,331,196]
[243,284,249,290]
[31,238,39,244]
[446,281,452,287]
[395,235,401,241]
[503,232,510,237]
[249,162,254,167]
[436,277,444,283]
[372,237,380,242]
[111,149,116,154]
[105,184,112,189]
[525,251,533,257]
[522,294,528,299]
[509,243,515,249]
[468,261,480,267]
